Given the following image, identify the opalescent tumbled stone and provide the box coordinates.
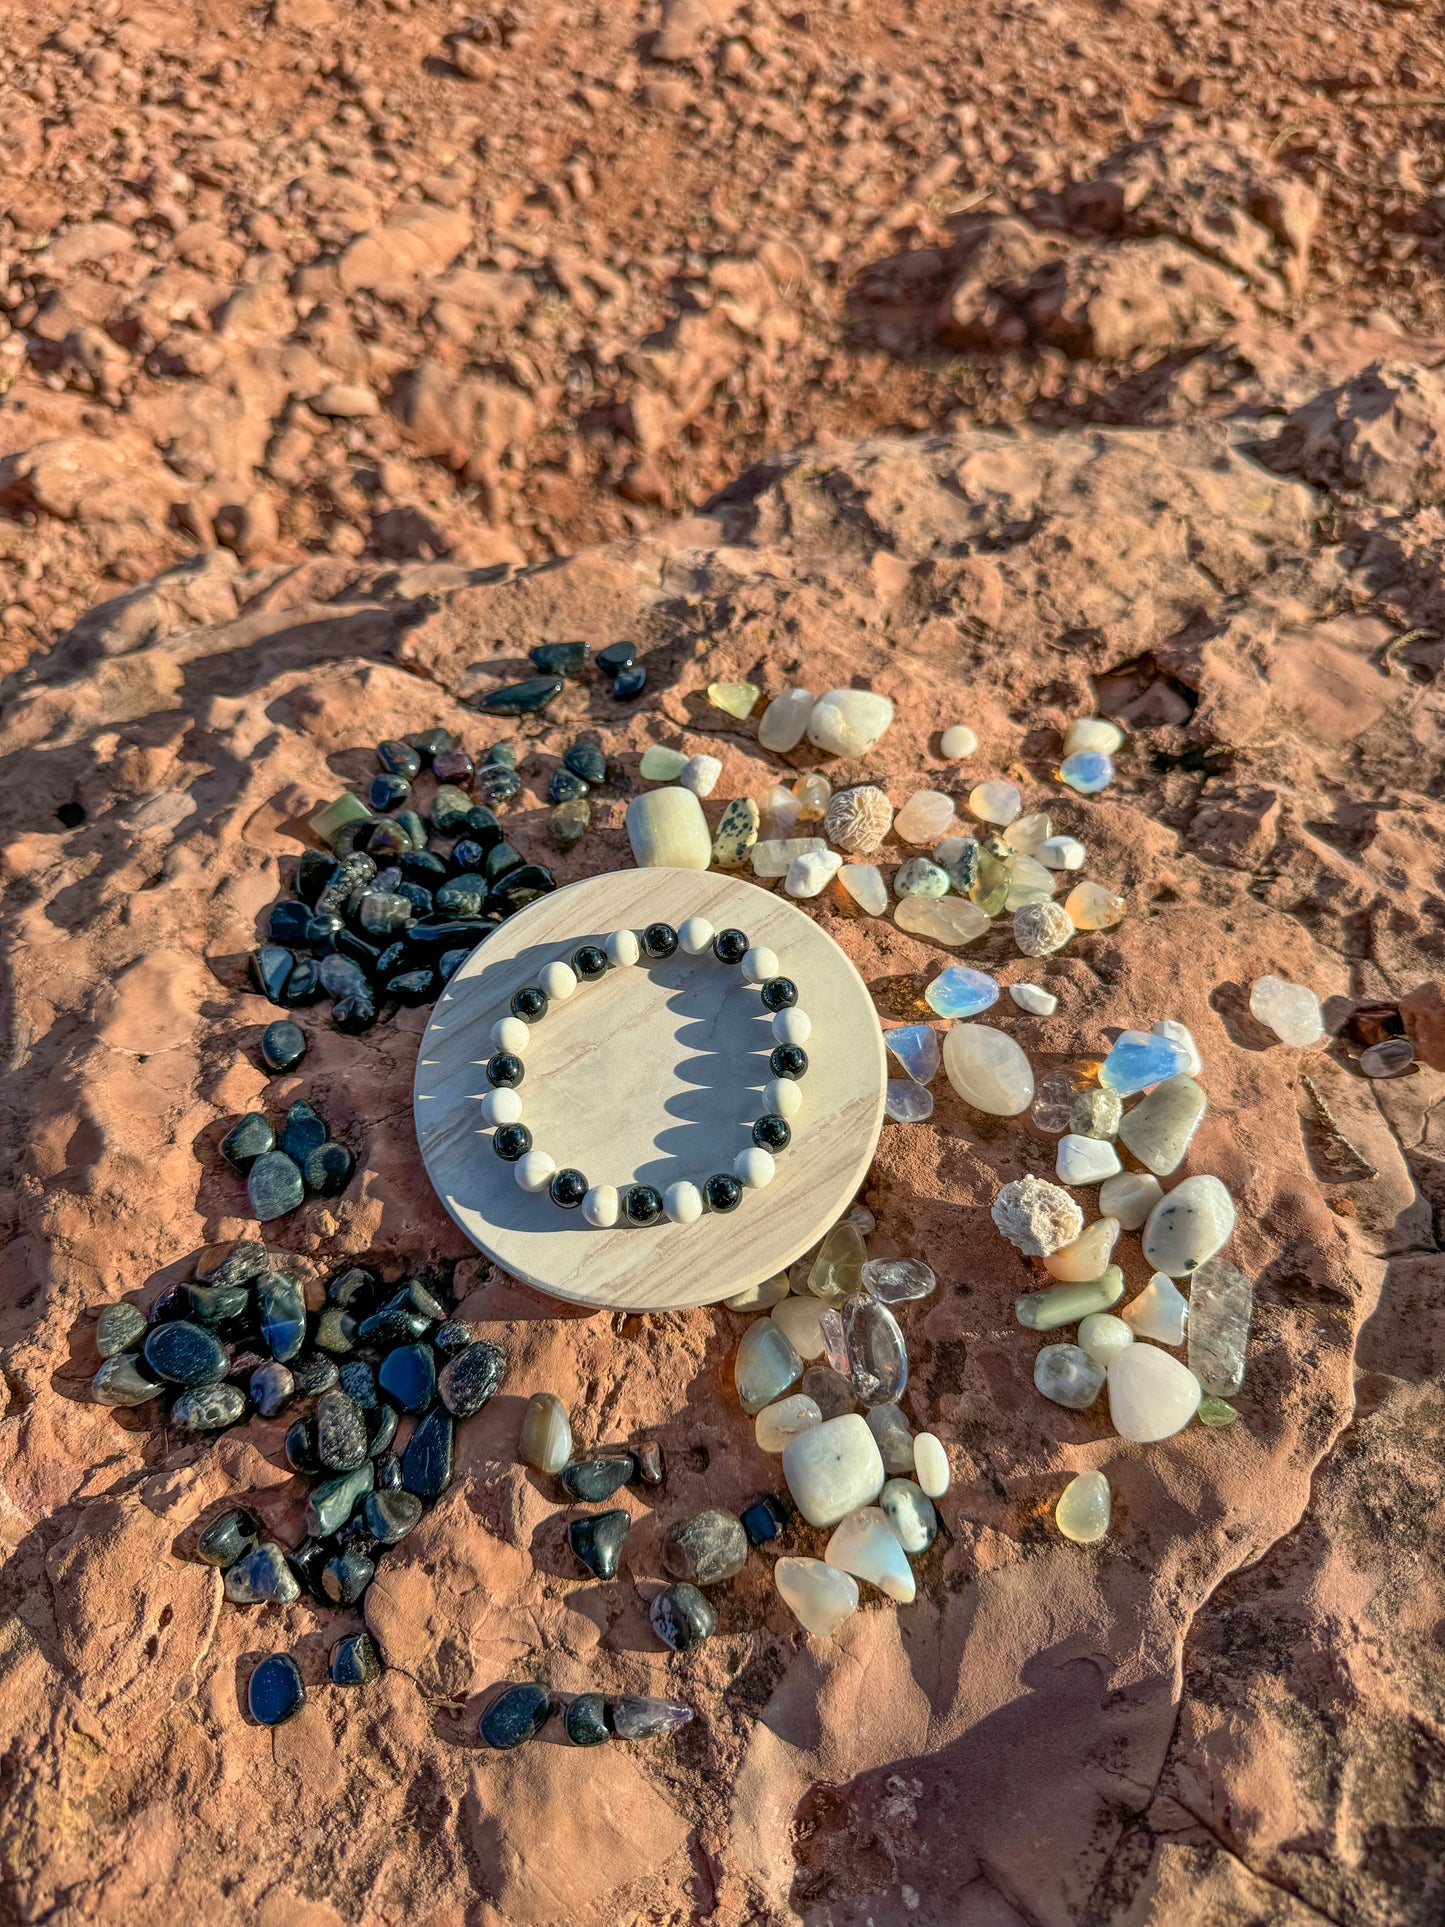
[1123,1273,1189,1344]
[886,1080,933,1122]
[1360,1036,1415,1077]
[758,687,814,751]
[1152,1019,1203,1076]
[924,965,998,1020]
[735,1320,803,1413]
[825,1506,916,1603]
[792,772,832,821]
[1064,880,1126,930]
[842,1296,907,1406]
[1034,1343,1106,1409]
[893,790,955,844]
[1098,1031,1191,1095]
[880,1478,937,1554]
[1071,1089,1122,1139]
[1010,983,1058,1016]
[1107,1344,1201,1441]
[519,1392,572,1474]
[1077,1312,1134,1367]
[481,1683,553,1748]
[895,896,992,946]
[248,1653,306,1726]
[1117,1074,1206,1176]
[776,1556,859,1636]
[1016,1268,1124,1330]
[1187,1256,1254,1396]
[807,689,894,757]
[943,1023,1034,1115]
[708,679,759,719]
[1249,974,1325,1046]
[1056,1470,1111,1543]
[250,1362,294,1419]
[808,1222,866,1303]
[650,1582,715,1651]
[1142,1175,1235,1277]
[885,1023,941,1083]
[755,1394,824,1453]
[968,780,1021,826]
[1056,1134,1122,1183]
[640,744,688,781]
[625,786,711,869]
[309,793,373,849]
[1060,750,1114,794]
[259,1273,306,1361]
[756,781,803,838]
[1004,810,1052,854]
[260,1020,307,1073]
[865,1402,915,1476]
[861,1258,936,1303]
[1099,1171,1163,1230]
[781,1413,885,1527]
[663,1508,749,1584]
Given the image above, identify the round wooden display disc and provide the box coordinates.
[413,867,886,1311]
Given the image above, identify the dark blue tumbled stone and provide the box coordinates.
[143,1319,228,1387]
[304,912,345,950]
[267,900,312,946]
[530,640,589,679]
[486,865,556,917]
[613,664,646,700]
[367,1400,399,1458]
[568,1508,630,1580]
[378,1342,437,1414]
[304,1141,354,1196]
[221,1112,274,1174]
[248,1653,306,1727]
[394,809,430,851]
[329,1266,378,1312]
[260,1019,307,1073]
[258,1272,307,1360]
[331,1632,382,1686]
[437,1339,506,1417]
[402,918,492,959]
[596,640,636,672]
[285,1416,321,1474]
[281,1101,328,1162]
[378,739,422,779]
[480,1682,552,1749]
[478,676,563,715]
[401,1406,454,1499]
[250,1360,294,1418]
[437,947,469,984]
[305,1462,374,1538]
[250,945,295,1004]
[374,1448,403,1490]
[430,786,474,833]
[296,849,340,906]
[564,742,608,785]
[396,881,434,917]
[365,818,411,861]
[559,1452,635,1502]
[369,773,410,812]
[248,1151,304,1223]
[284,1537,330,1600]
[482,743,518,769]
[338,1359,378,1407]
[281,957,324,1007]
[320,953,369,1000]
[332,993,378,1034]
[400,848,448,884]
[385,967,436,1005]
[565,1694,611,1746]
[741,1492,793,1547]
[195,1508,261,1569]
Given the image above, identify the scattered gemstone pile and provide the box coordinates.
[221,1096,354,1223]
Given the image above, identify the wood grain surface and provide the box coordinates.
[413,866,886,1310]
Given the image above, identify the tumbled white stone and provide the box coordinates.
[775,1556,859,1636]
[880,1478,938,1553]
[752,835,826,878]
[1077,1312,1134,1366]
[605,928,640,967]
[807,689,895,757]
[625,785,712,869]
[765,1076,803,1119]
[786,849,843,898]
[1117,1074,1207,1177]
[1037,835,1086,870]
[991,1175,1084,1256]
[1004,810,1053,855]
[758,687,814,752]
[968,779,1022,825]
[679,752,722,798]
[755,1393,823,1453]
[1123,1273,1188,1345]
[1005,854,1058,910]
[741,945,780,984]
[826,1506,916,1603]
[1249,974,1325,1046]
[677,915,715,955]
[734,1146,776,1189]
[914,1432,950,1498]
[1056,1469,1111,1544]
[482,1088,523,1127]
[1056,1133,1122,1183]
[839,863,888,915]
[1043,1216,1121,1280]
[539,959,577,1001]
[582,1182,619,1228]
[1010,983,1058,1016]
[1142,1175,1235,1277]
[944,1023,1035,1115]
[772,1008,812,1047]
[781,1412,886,1527]
[1098,1171,1163,1231]
[515,1150,556,1193]
[1107,1344,1202,1441]
[895,896,992,945]
[491,1015,531,1055]
[1152,1018,1202,1077]
[894,789,956,844]
[771,1294,828,1361]
[735,1320,803,1413]
[941,723,978,758]
[725,1270,790,1311]
[664,1181,703,1224]
[1062,717,1124,757]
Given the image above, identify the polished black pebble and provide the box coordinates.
[220,1117,273,1171]
[769,1044,808,1080]
[365,818,411,861]
[357,1296,428,1347]
[400,849,449,885]
[547,767,588,804]
[565,1693,611,1746]
[409,726,454,765]
[248,1653,306,1727]
[96,1302,147,1357]
[485,841,525,883]
[285,1415,321,1474]
[378,739,421,779]
[760,976,798,1011]
[146,1282,189,1327]
[474,764,520,807]
[267,900,312,946]
[372,939,408,980]
[362,1488,423,1546]
[281,957,323,1007]
[448,838,488,875]
[642,921,678,958]
[559,1452,635,1502]
[258,1272,307,1361]
[248,1151,304,1222]
[291,1354,338,1396]
[530,640,590,679]
[367,1401,399,1458]
[486,1052,524,1088]
[378,1342,437,1413]
[316,1389,369,1471]
[297,849,341,905]
[623,1184,664,1226]
[396,881,434,917]
[329,1266,378,1312]
[633,1438,666,1485]
[434,1319,473,1357]
[649,1582,715,1652]
[436,873,487,916]
[393,808,430,851]
[753,1113,791,1151]
[322,1550,375,1606]
[663,1508,748,1586]
[741,1491,794,1547]
[172,1383,247,1431]
[510,985,548,1023]
[569,1509,630,1580]
[226,1543,302,1606]
[331,1632,382,1687]
[338,1358,378,1406]
[315,1306,356,1354]
[250,944,295,1003]
[486,865,556,917]
[712,927,749,965]
[480,1682,552,1749]
[493,1123,532,1162]
[613,664,646,700]
[368,773,410,812]
[196,1240,269,1290]
[478,676,563,715]
[384,968,436,1006]
[250,1361,294,1418]
[549,1168,588,1208]
[464,804,504,849]
[596,640,636,673]
[374,1448,403,1490]
[91,1354,161,1406]
[195,1508,261,1569]
[431,746,475,788]
[704,1173,743,1213]
[143,1320,228,1387]
[571,944,608,981]
[304,911,345,950]
[320,953,369,1000]
[564,742,608,786]
[185,1281,249,1329]
[260,1019,307,1073]
[332,993,378,1035]
[402,1406,454,1499]
[430,784,474,833]
[305,1462,374,1538]
[357,889,413,939]
[304,1142,354,1196]
[437,1339,506,1417]
[402,918,492,959]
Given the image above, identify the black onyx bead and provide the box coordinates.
[568,1509,630,1581]
[493,1123,532,1162]
[642,922,678,959]
[564,742,608,786]
[753,1113,792,1152]
[565,1694,611,1747]
[769,1044,809,1081]
[549,1168,588,1208]
[486,1052,525,1089]
[331,1632,382,1687]
[760,976,798,1011]
[704,1173,743,1213]
[571,945,608,981]
[613,664,646,700]
[510,986,548,1024]
[260,1019,307,1073]
[623,1184,664,1226]
[596,639,637,672]
[548,767,588,804]
[478,676,564,715]
[480,1682,553,1749]
[368,773,410,812]
[248,1653,306,1727]
[378,739,421,779]
[713,927,749,965]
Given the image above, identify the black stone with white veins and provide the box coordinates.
[649,1582,715,1652]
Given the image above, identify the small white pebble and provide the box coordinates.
[1063,717,1124,758]
[677,915,715,955]
[539,960,577,1001]
[664,1180,704,1223]
[968,780,1022,826]
[491,1015,531,1054]
[481,1088,523,1127]
[914,1433,950,1498]
[583,1183,620,1228]
[785,849,842,897]
[606,928,640,967]
[1037,835,1086,871]
[772,1007,812,1046]
[1056,1134,1122,1183]
[515,1150,556,1193]
[678,752,723,798]
[742,945,780,984]
[765,1077,802,1118]
[940,724,978,759]
[1010,983,1057,1016]
[734,1146,776,1188]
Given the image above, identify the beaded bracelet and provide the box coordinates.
[481,917,809,1226]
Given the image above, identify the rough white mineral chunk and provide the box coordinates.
[1142,1175,1235,1277]
[775,1556,859,1636]
[1014,901,1074,957]
[826,1506,916,1603]
[1249,975,1325,1046]
[781,1413,886,1527]
[991,1175,1084,1256]
[1107,1344,1201,1441]
[1123,1272,1188,1345]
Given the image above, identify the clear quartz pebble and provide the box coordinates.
[865,1402,915,1475]
[771,1295,828,1361]
[755,1393,824,1453]
[894,896,992,946]
[807,689,895,757]
[1005,854,1058,910]
[1056,1470,1111,1544]
[924,964,998,1019]
[756,782,804,839]
[775,1556,859,1636]
[1011,984,1058,1016]
[1142,1175,1236,1278]
[861,1258,937,1304]
[1099,1031,1191,1095]
[839,863,888,915]
[610,1696,694,1740]
[752,835,826,877]
[1017,1268,1124,1330]
[1360,1036,1414,1078]
[519,1393,572,1474]
[1117,1075,1207,1177]
[894,790,956,844]
[826,1506,916,1603]
[885,1024,942,1083]
[1099,1171,1163,1230]
[880,1477,938,1552]
[886,1080,935,1123]
[1043,1216,1121,1280]
[968,780,1022,826]
[1064,880,1126,930]
[1123,1273,1189,1345]
[1108,1344,1202,1441]
[809,1222,867,1302]
[1249,974,1325,1046]
[1070,1088,1122,1139]
[914,1432,950,1498]
[841,1295,908,1407]
[735,1321,803,1413]
[941,724,977,758]
[1034,1343,1106,1409]
[781,1413,886,1526]
[1077,1312,1134,1367]
[1030,1068,1079,1134]
[1037,835,1087,870]
[943,1023,1035,1115]
[818,1306,850,1377]
[894,856,950,898]
[1004,810,1053,854]
[758,687,814,752]
[1187,1257,1254,1396]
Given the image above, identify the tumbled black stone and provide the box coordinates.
[374,1449,403,1490]
[316,1389,369,1471]
[753,1113,791,1152]
[571,944,608,981]
[91,1354,160,1406]
[258,1272,307,1361]
[484,840,525,884]
[357,1296,428,1347]
[248,1653,306,1727]
[437,1339,506,1417]
[195,1508,261,1569]
[357,889,413,939]
[483,742,519,769]
[547,767,588,804]
[596,640,636,673]
[434,1319,472,1357]
[280,1102,327,1164]
[281,956,324,1007]
[530,640,590,679]
[96,1302,147,1357]
[362,1488,423,1546]
[248,1151,304,1223]
[329,1266,378,1313]
[396,881,434,918]
[549,1168,588,1209]
[371,940,406,984]
[196,1240,269,1291]
[268,900,312,946]
[760,976,798,1011]
[569,1509,630,1580]
[704,1173,743,1213]
[378,1342,437,1414]
[663,1508,748,1586]
[285,1415,321,1475]
[184,1281,249,1329]
[769,1044,808,1080]
[741,1491,794,1547]
[408,726,454,765]
[378,739,422,779]
[297,849,341,906]
[393,809,429,851]
[260,1019,307,1073]
[475,764,520,807]
[478,676,563,715]
[487,865,556,916]
[250,944,295,1003]
[510,985,547,1023]
[613,664,646,700]
[623,1185,663,1226]
[565,1693,611,1746]
[285,1537,330,1601]
[564,741,608,786]
[649,1582,715,1652]
[332,993,378,1034]
[385,967,436,1006]
[291,1354,338,1397]
[632,1438,665,1485]
[250,1360,294,1418]
[437,948,469,984]
[446,838,487,876]
[305,912,346,951]
[430,784,474,833]
[432,746,475,787]
[320,953,369,1000]
[402,1406,454,1499]
[172,1382,247,1431]
[402,917,492,959]
[143,1319,228,1387]
[486,1052,524,1088]
[436,873,487,917]
[713,927,749,964]
[331,1632,382,1687]
[559,1453,635,1502]
[463,804,504,849]
[338,1358,378,1407]
[365,818,412,861]
[304,1141,354,1197]
[315,1307,357,1354]
[305,1462,374,1538]
[400,849,448,885]
[480,1682,552,1749]
[367,1401,399,1458]
[322,1550,375,1606]
[401,1275,451,1322]
[227,1542,302,1605]
[146,1282,190,1326]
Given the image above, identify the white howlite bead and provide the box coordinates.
[491,1015,531,1055]
[914,1432,951,1498]
[664,1180,704,1224]
[515,1150,556,1193]
[678,916,715,955]
[605,929,640,967]
[481,1088,523,1127]
[735,1146,776,1189]
[539,960,577,1001]
[742,945,780,984]
[583,1183,620,1228]
[765,1077,802,1118]
[772,1007,812,1046]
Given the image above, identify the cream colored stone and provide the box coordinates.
[913,1432,950,1498]
[1107,1344,1201,1441]
[775,1556,859,1636]
[1123,1273,1189,1345]
[1043,1216,1121,1280]
[755,1393,823,1453]
[895,896,993,945]
[941,724,977,758]
[808,689,895,756]
[1077,1312,1134,1366]
[1098,1171,1162,1230]
[625,786,711,869]
[758,687,814,752]
[725,1271,790,1311]
[781,1413,886,1526]
[968,780,1022,825]
[839,863,888,914]
[1056,1469,1111,1543]
[943,1022,1035,1114]
[1142,1175,1235,1277]
[771,1294,828,1361]
[826,1506,916,1602]
[893,789,956,844]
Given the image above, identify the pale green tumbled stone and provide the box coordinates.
[1015,1267,1124,1331]
[626,786,711,869]
[1056,1470,1111,1544]
[640,744,688,781]
[1117,1074,1207,1177]
[1198,1396,1239,1427]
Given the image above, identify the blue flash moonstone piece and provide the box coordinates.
[924,965,1000,1020]
[1098,1030,1191,1095]
[884,1024,941,1085]
[885,1080,935,1123]
[1059,750,1114,794]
